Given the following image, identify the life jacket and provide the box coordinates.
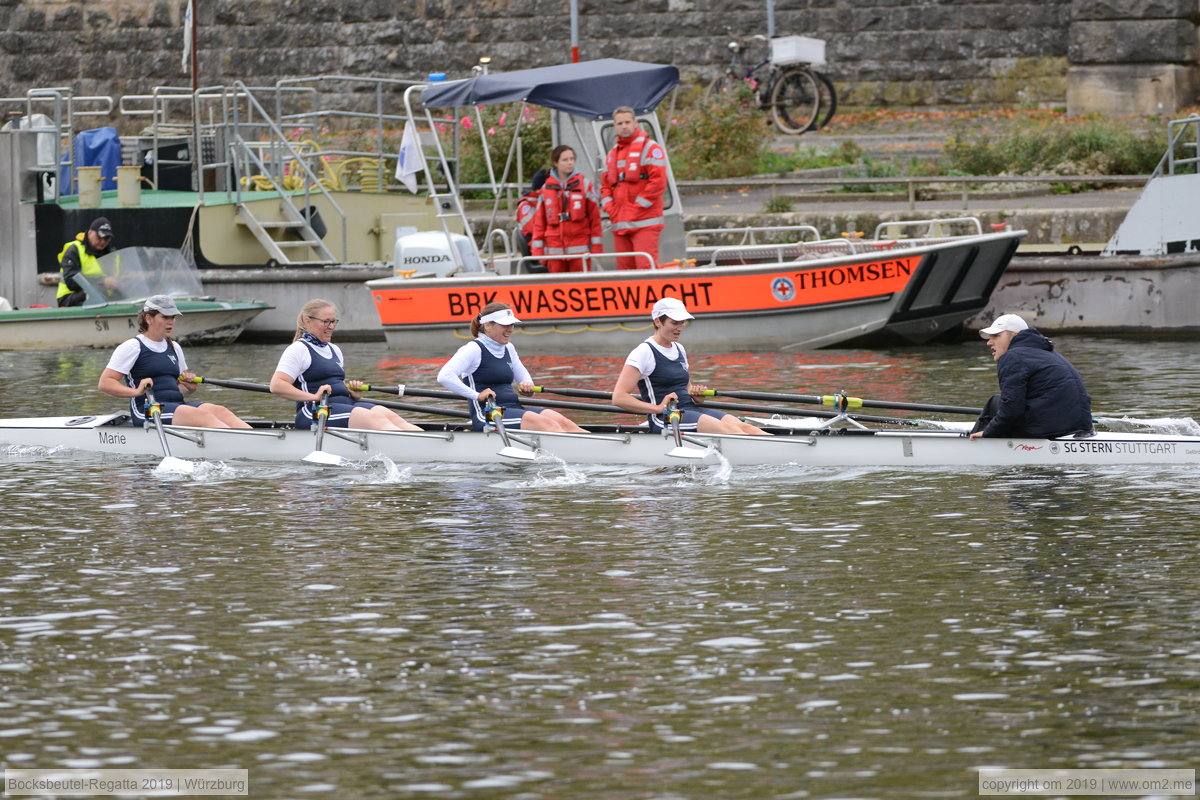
[601,131,667,230]
[530,171,603,257]
[55,235,113,299]
[516,191,540,239]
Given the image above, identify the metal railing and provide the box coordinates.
[1156,114,1200,177]
[677,174,1150,211]
[0,88,113,195]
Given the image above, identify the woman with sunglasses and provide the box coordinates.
[97,295,250,428]
[269,299,421,432]
[437,301,586,433]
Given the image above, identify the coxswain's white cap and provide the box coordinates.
[650,297,694,321]
[143,295,183,316]
[979,313,1028,338]
[480,308,521,326]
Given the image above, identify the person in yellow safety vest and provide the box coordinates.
[57,217,117,307]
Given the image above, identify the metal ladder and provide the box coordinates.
[235,198,334,265]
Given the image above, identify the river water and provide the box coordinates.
[2,337,1198,799]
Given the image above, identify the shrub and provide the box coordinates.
[666,84,773,180]
[943,116,1163,176]
[448,104,554,188]
[763,195,795,213]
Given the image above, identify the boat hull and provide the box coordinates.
[0,301,271,350]
[3,415,1198,468]
[367,232,1022,353]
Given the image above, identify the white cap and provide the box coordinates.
[143,295,182,316]
[979,313,1028,338]
[480,307,521,326]
[650,297,694,321]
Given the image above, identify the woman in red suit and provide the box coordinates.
[528,146,603,273]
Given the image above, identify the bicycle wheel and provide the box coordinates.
[706,72,736,99]
[770,68,821,134]
[813,70,838,130]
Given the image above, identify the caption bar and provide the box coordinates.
[4,769,248,796]
[979,768,1195,796]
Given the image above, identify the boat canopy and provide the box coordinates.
[419,59,680,120]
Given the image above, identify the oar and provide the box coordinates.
[698,388,983,417]
[144,387,195,474]
[483,399,536,461]
[664,399,708,460]
[302,390,349,466]
[362,383,627,415]
[189,376,470,419]
[529,386,919,427]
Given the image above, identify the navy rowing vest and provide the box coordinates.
[638,341,695,409]
[292,335,349,412]
[127,337,183,417]
[469,339,521,406]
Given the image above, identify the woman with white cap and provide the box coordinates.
[438,301,587,433]
[270,299,421,432]
[612,297,768,435]
[97,295,251,428]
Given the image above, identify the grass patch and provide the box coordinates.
[943,114,1164,177]
[762,195,796,213]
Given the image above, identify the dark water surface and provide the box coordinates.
[2,338,1198,799]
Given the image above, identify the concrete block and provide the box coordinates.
[1069,19,1198,63]
[1067,63,1199,116]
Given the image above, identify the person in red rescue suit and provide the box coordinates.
[515,168,548,268]
[528,146,603,273]
[600,105,668,270]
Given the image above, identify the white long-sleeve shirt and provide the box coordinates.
[437,336,533,400]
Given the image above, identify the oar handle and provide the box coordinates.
[144,388,162,418]
[356,383,405,396]
[666,399,681,425]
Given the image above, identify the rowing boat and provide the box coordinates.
[0,247,269,350]
[3,414,1199,468]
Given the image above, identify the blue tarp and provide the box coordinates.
[419,59,680,120]
[59,126,122,194]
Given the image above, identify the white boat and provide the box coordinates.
[0,247,270,350]
[3,413,1199,469]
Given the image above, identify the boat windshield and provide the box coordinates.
[80,247,206,307]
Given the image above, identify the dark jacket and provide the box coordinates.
[981,329,1092,439]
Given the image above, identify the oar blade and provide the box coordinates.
[153,455,196,474]
[497,445,537,462]
[667,445,709,461]
[303,449,351,467]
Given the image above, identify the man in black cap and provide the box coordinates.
[56,217,117,307]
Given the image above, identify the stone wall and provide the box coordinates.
[0,0,1195,115]
[1067,0,1200,114]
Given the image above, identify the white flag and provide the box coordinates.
[395,120,426,194]
[181,0,194,74]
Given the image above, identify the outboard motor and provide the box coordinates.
[393,231,483,277]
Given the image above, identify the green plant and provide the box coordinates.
[667,86,772,180]
[762,195,795,213]
[943,116,1163,177]
[446,105,554,188]
[758,140,863,173]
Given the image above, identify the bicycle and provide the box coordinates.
[707,31,837,135]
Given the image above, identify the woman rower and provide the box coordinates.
[612,297,768,436]
[269,299,421,432]
[98,295,250,428]
[437,301,587,433]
